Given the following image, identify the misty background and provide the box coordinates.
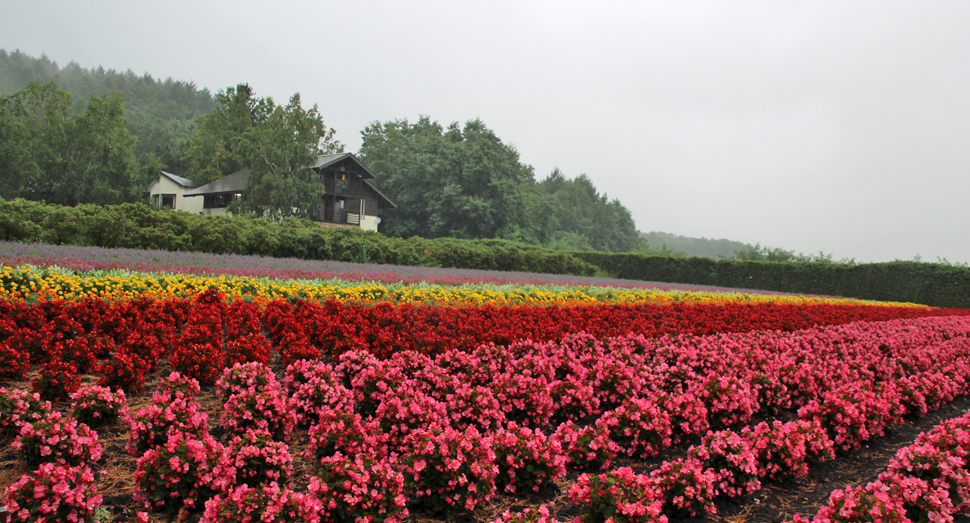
[1,0,968,263]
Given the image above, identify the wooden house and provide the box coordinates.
[182,153,396,231]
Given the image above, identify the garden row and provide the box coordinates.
[2,262,906,307]
[0,293,963,395]
[3,312,970,521]
[5,199,970,307]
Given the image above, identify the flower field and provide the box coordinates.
[2,249,970,523]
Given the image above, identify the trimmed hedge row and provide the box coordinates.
[2,199,968,308]
[573,252,970,309]
[0,199,597,277]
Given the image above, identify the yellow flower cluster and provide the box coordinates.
[0,264,925,308]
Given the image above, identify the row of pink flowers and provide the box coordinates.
[794,412,970,522]
[5,312,970,520]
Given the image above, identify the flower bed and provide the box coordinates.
[1,282,969,522]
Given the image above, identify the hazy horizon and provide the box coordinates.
[2,1,968,264]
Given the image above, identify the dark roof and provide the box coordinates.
[159,171,200,188]
[183,169,249,196]
[181,154,396,208]
[312,152,379,179]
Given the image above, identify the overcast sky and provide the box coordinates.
[2,1,968,263]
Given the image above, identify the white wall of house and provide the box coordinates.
[199,206,230,217]
[148,176,203,214]
[360,215,379,232]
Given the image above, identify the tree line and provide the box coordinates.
[2,49,653,253]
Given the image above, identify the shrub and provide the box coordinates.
[740,420,835,482]
[285,360,353,425]
[215,361,278,399]
[402,427,498,515]
[3,463,103,523]
[687,429,761,498]
[30,358,81,402]
[798,382,904,452]
[795,483,910,523]
[126,394,210,457]
[491,422,567,494]
[596,397,673,459]
[880,443,970,521]
[568,467,666,523]
[69,385,128,428]
[306,410,387,463]
[0,387,51,439]
[490,504,559,523]
[133,430,225,513]
[201,482,323,523]
[314,452,409,523]
[13,410,102,467]
[221,385,296,443]
[695,375,759,430]
[218,429,294,489]
[648,458,718,518]
[373,386,449,452]
[97,346,152,394]
[0,339,28,380]
[553,421,619,471]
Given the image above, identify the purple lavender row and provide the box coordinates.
[0,240,792,295]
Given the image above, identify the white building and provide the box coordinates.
[147,171,203,214]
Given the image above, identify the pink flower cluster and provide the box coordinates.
[568,467,667,523]
[0,386,51,439]
[218,429,294,489]
[13,410,102,467]
[315,452,409,523]
[3,462,103,523]
[126,374,210,457]
[491,504,559,523]
[284,359,353,425]
[202,481,324,523]
[69,384,128,427]
[218,363,297,442]
[796,413,970,522]
[132,429,225,513]
[492,422,567,494]
[403,427,499,515]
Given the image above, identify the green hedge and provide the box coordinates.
[0,199,597,277]
[2,199,968,308]
[572,251,970,309]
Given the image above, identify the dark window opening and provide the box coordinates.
[203,193,239,209]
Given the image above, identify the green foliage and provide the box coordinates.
[184,84,343,220]
[632,238,688,258]
[537,168,640,252]
[0,49,217,181]
[572,251,970,308]
[359,117,533,240]
[640,231,748,260]
[0,199,598,276]
[732,243,847,264]
[0,81,138,205]
[358,117,639,251]
[2,199,969,307]
[181,83,259,184]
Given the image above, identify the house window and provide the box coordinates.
[203,193,240,209]
[157,194,176,209]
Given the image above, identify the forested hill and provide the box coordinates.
[0,49,217,176]
[1,50,643,252]
[640,231,750,259]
